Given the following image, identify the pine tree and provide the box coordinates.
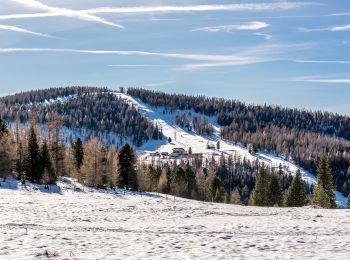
[284,170,307,207]
[25,126,41,183]
[312,181,331,208]
[0,116,7,137]
[268,172,283,206]
[184,164,197,198]
[73,138,84,170]
[171,166,188,197]
[40,140,57,185]
[249,167,269,206]
[347,194,350,209]
[315,156,336,208]
[209,176,225,203]
[117,144,138,190]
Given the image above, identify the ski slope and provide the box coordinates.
[0,179,349,260]
[116,93,348,207]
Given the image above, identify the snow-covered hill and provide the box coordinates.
[116,93,347,207]
[0,179,349,260]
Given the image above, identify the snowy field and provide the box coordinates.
[1,180,350,260]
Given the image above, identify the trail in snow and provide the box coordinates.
[115,93,348,207]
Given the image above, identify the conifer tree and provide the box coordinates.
[73,138,84,170]
[347,194,350,209]
[249,167,269,206]
[209,176,225,203]
[311,181,331,208]
[171,166,188,197]
[0,116,7,136]
[315,156,336,208]
[117,144,138,190]
[40,140,57,185]
[284,170,307,207]
[184,164,197,198]
[25,126,41,183]
[268,172,283,206]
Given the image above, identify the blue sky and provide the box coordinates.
[0,0,349,114]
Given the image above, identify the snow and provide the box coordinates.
[1,179,350,260]
[116,93,348,207]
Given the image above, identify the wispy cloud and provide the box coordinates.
[254,32,272,40]
[108,64,170,67]
[82,2,322,14]
[295,60,350,64]
[6,0,124,28]
[0,24,51,37]
[0,47,262,62]
[294,77,350,84]
[299,24,350,32]
[192,21,269,33]
[182,59,270,70]
[2,1,321,28]
[0,47,271,70]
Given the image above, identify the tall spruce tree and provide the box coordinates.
[40,140,57,185]
[117,144,138,190]
[184,164,197,198]
[25,126,41,183]
[73,138,84,170]
[249,167,269,206]
[284,170,307,207]
[315,156,336,208]
[268,172,283,206]
[312,181,331,208]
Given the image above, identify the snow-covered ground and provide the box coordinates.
[0,180,349,260]
[116,93,348,207]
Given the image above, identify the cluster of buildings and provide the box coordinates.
[150,147,187,159]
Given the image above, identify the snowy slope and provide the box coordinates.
[0,179,350,260]
[115,93,347,207]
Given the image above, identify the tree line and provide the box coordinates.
[0,115,348,208]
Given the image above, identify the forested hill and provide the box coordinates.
[128,88,350,197]
[0,87,162,147]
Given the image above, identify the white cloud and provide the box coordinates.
[295,60,350,64]
[299,24,350,32]
[182,59,269,70]
[192,21,269,33]
[295,78,350,84]
[254,32,272,40]
[1,1,321,29]
[331,25,350,31]
[0,24,51,37]
[108,64,169,67]
[0,47,271,70]
[82,2,322,14]
[6,0,124,28]
[0,47,262,63]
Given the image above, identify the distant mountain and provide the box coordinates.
[128,88,350,198]
[0,87,162,147]
[1,86,349,200]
